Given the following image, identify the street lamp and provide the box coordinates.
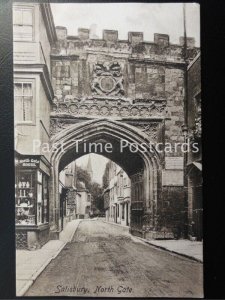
[181,124,188,138]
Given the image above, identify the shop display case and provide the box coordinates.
[15,171,36,225]
[15,169,49,226]
[15,153,51,249]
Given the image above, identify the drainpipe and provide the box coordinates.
[181,3,189,239]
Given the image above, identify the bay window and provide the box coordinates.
[13,6,33,41]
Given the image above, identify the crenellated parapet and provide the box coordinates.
[52,27,199,62]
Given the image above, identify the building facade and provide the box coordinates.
[76,184,92,219]
[58,161,77,231]
[104,162,131,227]
[14,3,57,249]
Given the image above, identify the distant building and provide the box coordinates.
[60,161,93,221]
[59,161,77,230]
[103,188,110,221]
[103,162,131,226]
[76,181,92,219]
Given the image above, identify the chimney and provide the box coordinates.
[78,28,90,40]
[179,37,196,48]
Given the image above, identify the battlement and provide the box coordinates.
[55,26,196,48]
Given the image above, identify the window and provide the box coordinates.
[15,171,35,225]
[15,169,49,225]
[37,171,42,224]
[122,204,125,220]
[14,82,33,122]
[13,7,33,41]
[119,174,123,197]
[194,92,201,115]
[42,174,49,223]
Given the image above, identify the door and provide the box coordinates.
[126,203,129,226]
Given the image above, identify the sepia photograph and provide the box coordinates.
[13,1,202,297]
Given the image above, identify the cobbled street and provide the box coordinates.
[25,220,203,297]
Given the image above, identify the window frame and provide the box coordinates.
[194,91,201,113]
[14,78,36,125]
[15,169,36,226]
[13,5,35,42]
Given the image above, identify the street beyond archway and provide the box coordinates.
[25,220,203,298]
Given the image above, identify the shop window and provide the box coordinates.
[13,6,33,41]
[14,82,33,123]
[15,169,49,226]
[15,171,35,225]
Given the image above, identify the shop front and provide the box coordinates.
[15,152,51,249]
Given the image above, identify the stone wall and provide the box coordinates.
[51,28,199,103]
[50,27,200,236]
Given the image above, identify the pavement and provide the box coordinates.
[103,219,203,263]
[16,219,81,296]
[24,219,203,298]
[142,239,203,262]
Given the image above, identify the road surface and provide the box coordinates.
[25,219,203,297]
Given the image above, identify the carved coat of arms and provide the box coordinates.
[91,61,124,96]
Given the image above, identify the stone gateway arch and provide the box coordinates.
[48,27,200,239]
[50,119,161,237]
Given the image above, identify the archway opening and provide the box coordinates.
[50,119,161,237]
[59,153,132,230]
[58,136,144,176]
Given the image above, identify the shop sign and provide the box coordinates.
[15,157,40,168]
[67,190,76,207]
[162,170,184,186]
[165,157,184,170]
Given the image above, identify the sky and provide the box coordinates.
[51,3,200,46]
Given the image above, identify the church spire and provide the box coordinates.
[86,155,93,181]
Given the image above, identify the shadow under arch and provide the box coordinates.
[50,118,162,237]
